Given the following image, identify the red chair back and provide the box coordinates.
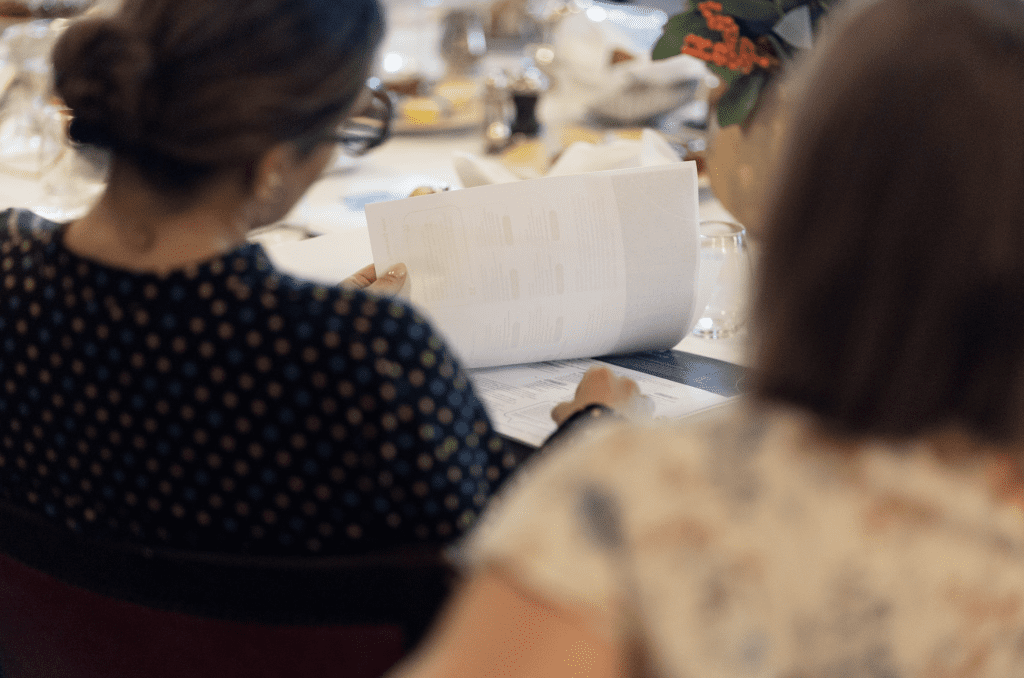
[0,502,452,678]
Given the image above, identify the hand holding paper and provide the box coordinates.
[340,262,408,296]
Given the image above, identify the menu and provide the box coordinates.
[365,161,701,368]
[470,349,744,447]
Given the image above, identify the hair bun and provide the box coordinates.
[52,17,152,151]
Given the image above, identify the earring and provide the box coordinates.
[258,172,284,203]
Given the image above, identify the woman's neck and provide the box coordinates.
[63,163,254,275]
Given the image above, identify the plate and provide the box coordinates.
[392,98,484,133]
[389,78,485,134]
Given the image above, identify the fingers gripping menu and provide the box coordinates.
[365,162,700,368]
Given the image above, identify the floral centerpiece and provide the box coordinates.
[653,0,834,127]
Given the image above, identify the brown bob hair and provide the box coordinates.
[52,0,385,192]
[750,0,1024,443]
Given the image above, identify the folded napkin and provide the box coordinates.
[453,128,680,188]
[542,10,710,125]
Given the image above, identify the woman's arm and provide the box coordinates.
[551,367,653,426]
[390,568,621,678]
[389,368,650,678]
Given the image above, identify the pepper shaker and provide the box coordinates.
[508,63,548,139]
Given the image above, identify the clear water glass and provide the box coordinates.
[692,220,750,339]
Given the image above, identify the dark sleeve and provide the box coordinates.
[337,292,521,545]
[540,404,620,449]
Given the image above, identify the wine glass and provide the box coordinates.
[0,20,68,180]
[692,220,751,339]
[440,8,487,77]
[35,107,108,221]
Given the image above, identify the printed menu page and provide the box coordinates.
[470,349,744,447]
[365,162,700,368]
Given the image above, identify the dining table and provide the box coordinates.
[0,120,749,371]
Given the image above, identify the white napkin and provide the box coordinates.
[451,152,521,187]
[453,128,679,188]
[548,128,679,175]
[542,10,710,125]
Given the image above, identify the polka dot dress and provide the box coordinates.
[0,208,518,555]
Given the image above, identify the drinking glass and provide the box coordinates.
[439,8,487,76]
[0,20,67,180]
[36,108,108,221]
[692,220,751,339]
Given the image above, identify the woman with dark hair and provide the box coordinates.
[388,0,1024,675]
[0,0,528,556]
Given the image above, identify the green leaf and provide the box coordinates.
[652,11,716,60]
[708,62,741,85]
[716,69,770,127]
[716,0,783,21]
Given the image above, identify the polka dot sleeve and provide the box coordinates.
[272,280,519,550]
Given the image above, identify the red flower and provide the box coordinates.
[679,2,778,75]
[681,34,714,60]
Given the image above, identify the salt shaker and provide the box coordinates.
[482,70,513,154]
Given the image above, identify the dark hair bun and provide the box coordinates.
[48,0,385,192]
[53,17,152,151]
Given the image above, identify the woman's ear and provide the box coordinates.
[252,143,292,205]
[245,139,334,228]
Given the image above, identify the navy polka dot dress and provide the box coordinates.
[0,208,518,555]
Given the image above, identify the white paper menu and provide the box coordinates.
[365,162,700,369]
[471,356,730,446]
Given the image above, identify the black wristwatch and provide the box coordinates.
[541,403,620,448]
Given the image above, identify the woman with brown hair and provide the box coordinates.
[388,0,1024,675]
[0,0,529,557]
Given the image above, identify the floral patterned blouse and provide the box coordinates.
[462,403,1024,677]
[0,208,519,556]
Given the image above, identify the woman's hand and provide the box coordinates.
[551,366,653,426]
[341,262,407,296]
